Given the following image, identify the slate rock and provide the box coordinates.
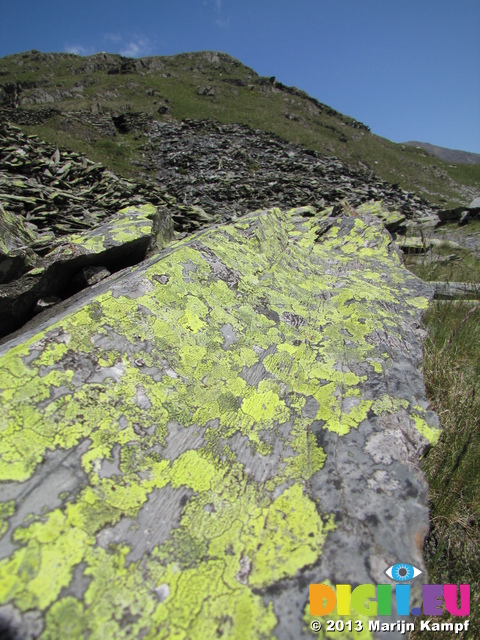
[71,266,111,290]
[145,119,440,226]
[437,206,466,223]
[468,196,480,210]
[0,205,438,640]
[433,281,480,300]
[0,204,171,338]
[0,203,38,283]
[460,196,480,224]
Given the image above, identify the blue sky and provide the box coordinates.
[2,0,479,153]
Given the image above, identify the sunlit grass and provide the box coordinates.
[407,254,480,637]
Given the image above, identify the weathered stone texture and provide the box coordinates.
[0,204,438,639]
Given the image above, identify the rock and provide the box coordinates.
[0,203,38,283]
[397,237,460,254]
[437,206,466,223]
[33,295,62,314]
[468,196,480,210]
[0,121,176,245]
[146,204,175,255]
[432,281,480,300]
[459,196,480,225]
[197,85,215,96]
[459,210,470,226]
[453,197,480,226]
[0,205,171,338]
[71,266,111,290]
[146,119,440,226]
[0,206,438,640]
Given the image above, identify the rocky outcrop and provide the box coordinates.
[0,203,439,639]
[144,119,440,226]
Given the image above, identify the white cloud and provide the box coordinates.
[103,33,122,44]
[64,44,95,56]
[215,17,230,28]
[210,0,230,29]
[119,36,152,58]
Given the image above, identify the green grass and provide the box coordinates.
[409,299,480,639]
[406,237,480,638]
[406,240,480,637]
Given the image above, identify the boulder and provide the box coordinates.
[0,205,439,639]
[0,205,173,338]
[437,206,466,223]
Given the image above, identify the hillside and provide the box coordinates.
[404,141,480,166]
[1,49,479,209]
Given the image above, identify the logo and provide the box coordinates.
[309,563,470,617]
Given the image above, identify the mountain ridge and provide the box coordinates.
[404,141,480,165]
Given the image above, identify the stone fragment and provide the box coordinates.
[433,281,480,300]
[71,266,111,290]
[0,203,37,283]
[33,295,62,314]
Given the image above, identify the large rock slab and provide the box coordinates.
[0,206,439,639]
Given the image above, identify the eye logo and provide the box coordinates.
[385,563,422,582]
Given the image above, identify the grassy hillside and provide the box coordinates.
[1,49,478,208]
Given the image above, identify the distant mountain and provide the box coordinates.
[0,49,479,207]
[404,141,480,165]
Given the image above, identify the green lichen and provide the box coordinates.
[371,395,409,415]
[412,413,441,445]
[68,206,153,253]
[0,500,15,538]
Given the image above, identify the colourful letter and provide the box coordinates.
[396,584,410,615]
[377,584,392,616]
[336,584,351,615]
[444,585,470,616]
[309,584,336,616]
[422,584,444,615]
[351,584,377,616]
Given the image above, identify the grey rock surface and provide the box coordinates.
[0,205,439,639]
